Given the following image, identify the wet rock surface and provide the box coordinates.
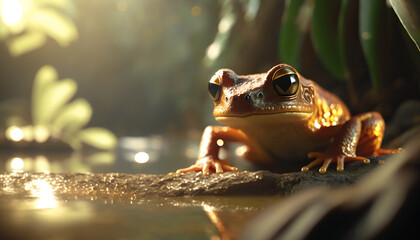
[0,156,391,200]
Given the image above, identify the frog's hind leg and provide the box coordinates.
[303,112,401,173]
[355,112,401,157]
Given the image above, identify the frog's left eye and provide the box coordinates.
[272,68,299,96]
[208,75,222,102]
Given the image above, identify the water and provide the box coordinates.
[0,137,281,239]
[0,136,257,174]
[0,177,281,239]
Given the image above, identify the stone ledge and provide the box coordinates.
[0,156,389,199]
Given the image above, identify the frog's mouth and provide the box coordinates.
[216,110,312,118]
[215,111,312,127]
[214,104,313,118]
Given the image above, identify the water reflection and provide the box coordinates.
[0,136,259,174]
[203,203,231,240]
[25,179,57,209]
[10,157,24,171]
[0,170,283,239]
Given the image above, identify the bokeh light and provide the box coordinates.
[10,157,24,171]
[134,152,150,164]
[6,126,24,141]
[25,179,57,209]
[1,0,23,26]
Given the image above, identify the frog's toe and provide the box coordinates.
[301,157,324,172]
[176,158,238,175]
[219,160,239,172]
[213,160,223,173]
[302,153,346,174]
[176,165,203,175]
[345,156,370,164]
[318,158,333,174]
[336,156,345,172]
[375,148,402,156]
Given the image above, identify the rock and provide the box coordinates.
[241,139,420,240]
[0,156,391,200]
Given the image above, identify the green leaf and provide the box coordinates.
[52,98,92,135]
[279,0,306,68]
[86,152,116,165]
[7,31,46,56]
[337,0,351,79]
[359,0,386,90]
[389,0,420,51]
[29,8,78,46]
[36,78,78,125]
[79,128,117,150]
[32,65,58,125]
[311,0,346,80]
[401,25,420,70]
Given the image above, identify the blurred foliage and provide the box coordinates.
[0,0,77,56]
[206,0,420,91]
[311,0,348,81]
[278,0,310,69]
[278,0,420,91]
[1,0,419,139]
[359,0,386,90]
[31,65,117,150]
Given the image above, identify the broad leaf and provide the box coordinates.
[32,65,58,125]
[337,0,351,80]
[52,98,92,135]
[29,8,77,46]
[79,128,117,150]
[359,0,386,90]
[389,0,420,51]
[36,78,77,125]
[8,31,46,56]
[86,152,116,165]
[279,0,306,68]
[311,0,346,80]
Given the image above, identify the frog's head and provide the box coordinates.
[208,64,316,126]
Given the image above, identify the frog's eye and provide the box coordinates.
[208,75,222,102]
[272,68,299,96]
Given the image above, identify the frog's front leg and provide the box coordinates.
[302,112,401,174]
[176,126,249,175]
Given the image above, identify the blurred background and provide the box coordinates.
[0,0,419,174]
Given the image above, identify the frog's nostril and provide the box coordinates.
[257,92,264,98]
[225,96,229,102]
[244,94,251,100]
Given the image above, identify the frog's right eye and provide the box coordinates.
[208,75,222,102]
[272,67,299,96]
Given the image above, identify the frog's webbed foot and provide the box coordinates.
[176,157,238,176]
[301,152,370,174]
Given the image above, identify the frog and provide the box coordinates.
[177,64,401,175]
